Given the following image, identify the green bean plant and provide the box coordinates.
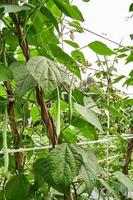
[0,0,133,200]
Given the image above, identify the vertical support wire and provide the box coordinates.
[3,107,9,176]
[104,55,111,200]
[106,99,110,183]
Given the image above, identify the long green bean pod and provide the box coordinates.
[2,107,9,176]
[56,86,60,137]
[69,75,74,124]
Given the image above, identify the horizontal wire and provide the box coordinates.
[64,19,131,49]
[84,67,130,79]
[0,135,133,155]
[98,154,123,163]
[0,93,132,103]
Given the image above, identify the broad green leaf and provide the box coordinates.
[39,28,59,45]
[40,6,59,32]
[10,62,37,98]
[53,0,84,21]
[71,50,87,65]
[30,106,40,123]
[123,99,133,106]
[82,0,90,2]
[46,1,62,19]
[117,53,127,58]
[61,128,77,143]
[64,40,79,48]
[31,11,46,32]
[0,64,13,81]
[114,171,133,192]
[105,105,124,118]
[72,88,84,105]
[88,41,115,55]
[78,148,99,195]
[0,191,4,200]
[126,52,133,64]
[71,117,97,140]
[129,70,133,76]
[42,143,83,194]
[99,178,120,200]
[123,78,133,86]
[33,158,49,188]
[113,75,125,84]
[0,97,6,114]
[31,11,59,45]
[0,5,30,13]
[84,96,102,114]
[27,56,69,97]
[130,34,133,40]
[129,3,133,12]
[5,174,31,200]
[0,7,4,18]
[74,103,103,132]
[49,44,81,78]
[68,21,84,32]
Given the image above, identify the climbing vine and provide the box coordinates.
[0,0,133,200]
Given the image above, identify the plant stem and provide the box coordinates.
[2,17,23,170]
[2,107,9,176]
[9,6,58,147]
[123,128,133,175]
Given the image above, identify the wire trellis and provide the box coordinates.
[0,135,133,155]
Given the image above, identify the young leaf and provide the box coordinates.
[5,174,31,200]
[49,44,81,78]
[27,56,69,97]
[64,40,79,48]
[71,50,87,65]
[88,41,115,55]
[68,21,84,32]
[53,0,84,21]
[10,62,37,98]
[42,143,83,194]
[74,103,103,132]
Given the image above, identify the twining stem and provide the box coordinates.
[2,22,23,170]
[123,128,133,175]
[69,75,74,124]
[5,82,23,170]
[36,85,58,147]
[9,4,58,147]
[2,107,9,176]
